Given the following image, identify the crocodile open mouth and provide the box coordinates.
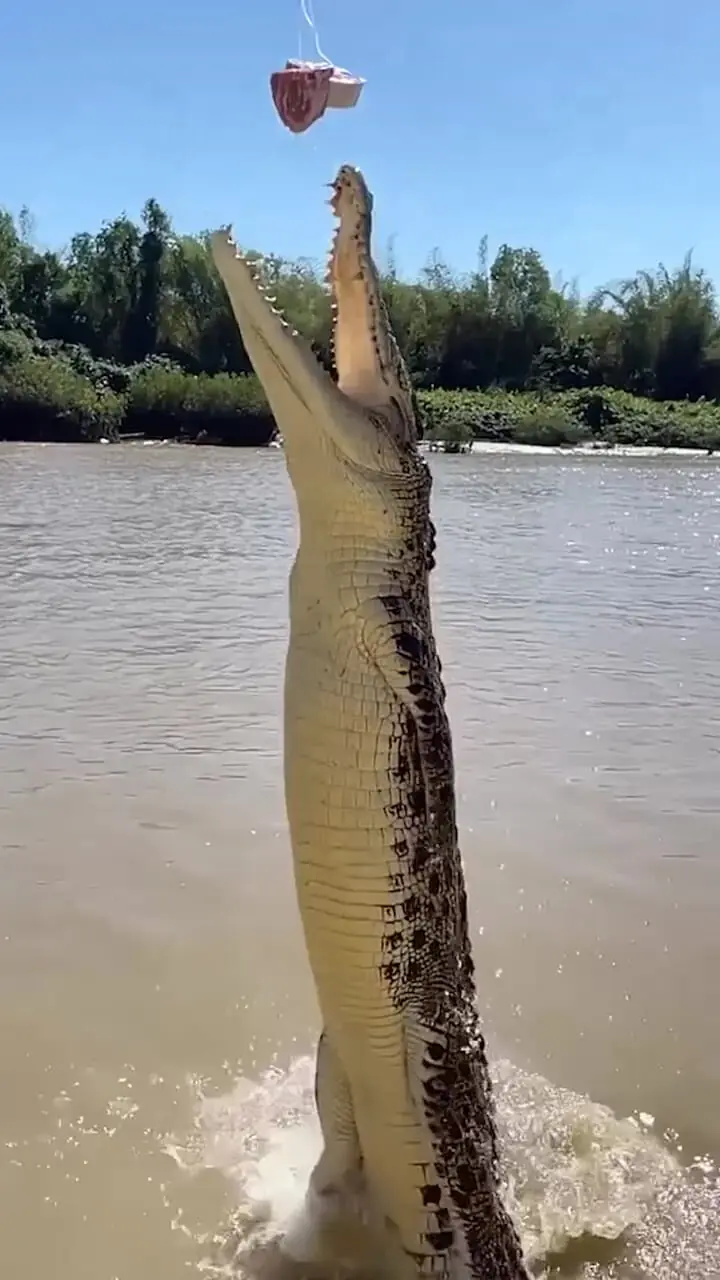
[326,163,373,293]
[209,165,418,472]
[324,166,407,415]
[210,167,383,414]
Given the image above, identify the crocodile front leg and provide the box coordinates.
[311,1029,363,1199]
[281,1029,366,1264]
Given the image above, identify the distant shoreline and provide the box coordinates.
[423,439,718,459]
[3,378,720,454]
[3,436,717,461]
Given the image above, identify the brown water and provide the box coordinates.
[0,442,718,1280]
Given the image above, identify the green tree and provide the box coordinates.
[2,194,720,417]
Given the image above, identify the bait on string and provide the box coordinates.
[270,0,365,134]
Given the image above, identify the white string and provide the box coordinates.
[299,0,332,65]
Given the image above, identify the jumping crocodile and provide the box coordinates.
[210,167,529,1280]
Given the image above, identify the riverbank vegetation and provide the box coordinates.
[2,199,720,448]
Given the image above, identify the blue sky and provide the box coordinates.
[1,0,718,292]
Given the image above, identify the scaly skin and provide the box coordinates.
[210,167,529,1280]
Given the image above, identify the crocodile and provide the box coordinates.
[210,166,529,1280]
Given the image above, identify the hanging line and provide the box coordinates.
[299,0,332,66]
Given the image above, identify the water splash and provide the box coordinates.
[165,1055,720,1278]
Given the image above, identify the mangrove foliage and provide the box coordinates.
[1,198,720,448]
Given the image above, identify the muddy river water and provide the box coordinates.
[0,442,718,1278]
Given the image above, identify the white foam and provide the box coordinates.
[165,1054,720,1279]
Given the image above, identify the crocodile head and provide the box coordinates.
[210,166,422,494]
